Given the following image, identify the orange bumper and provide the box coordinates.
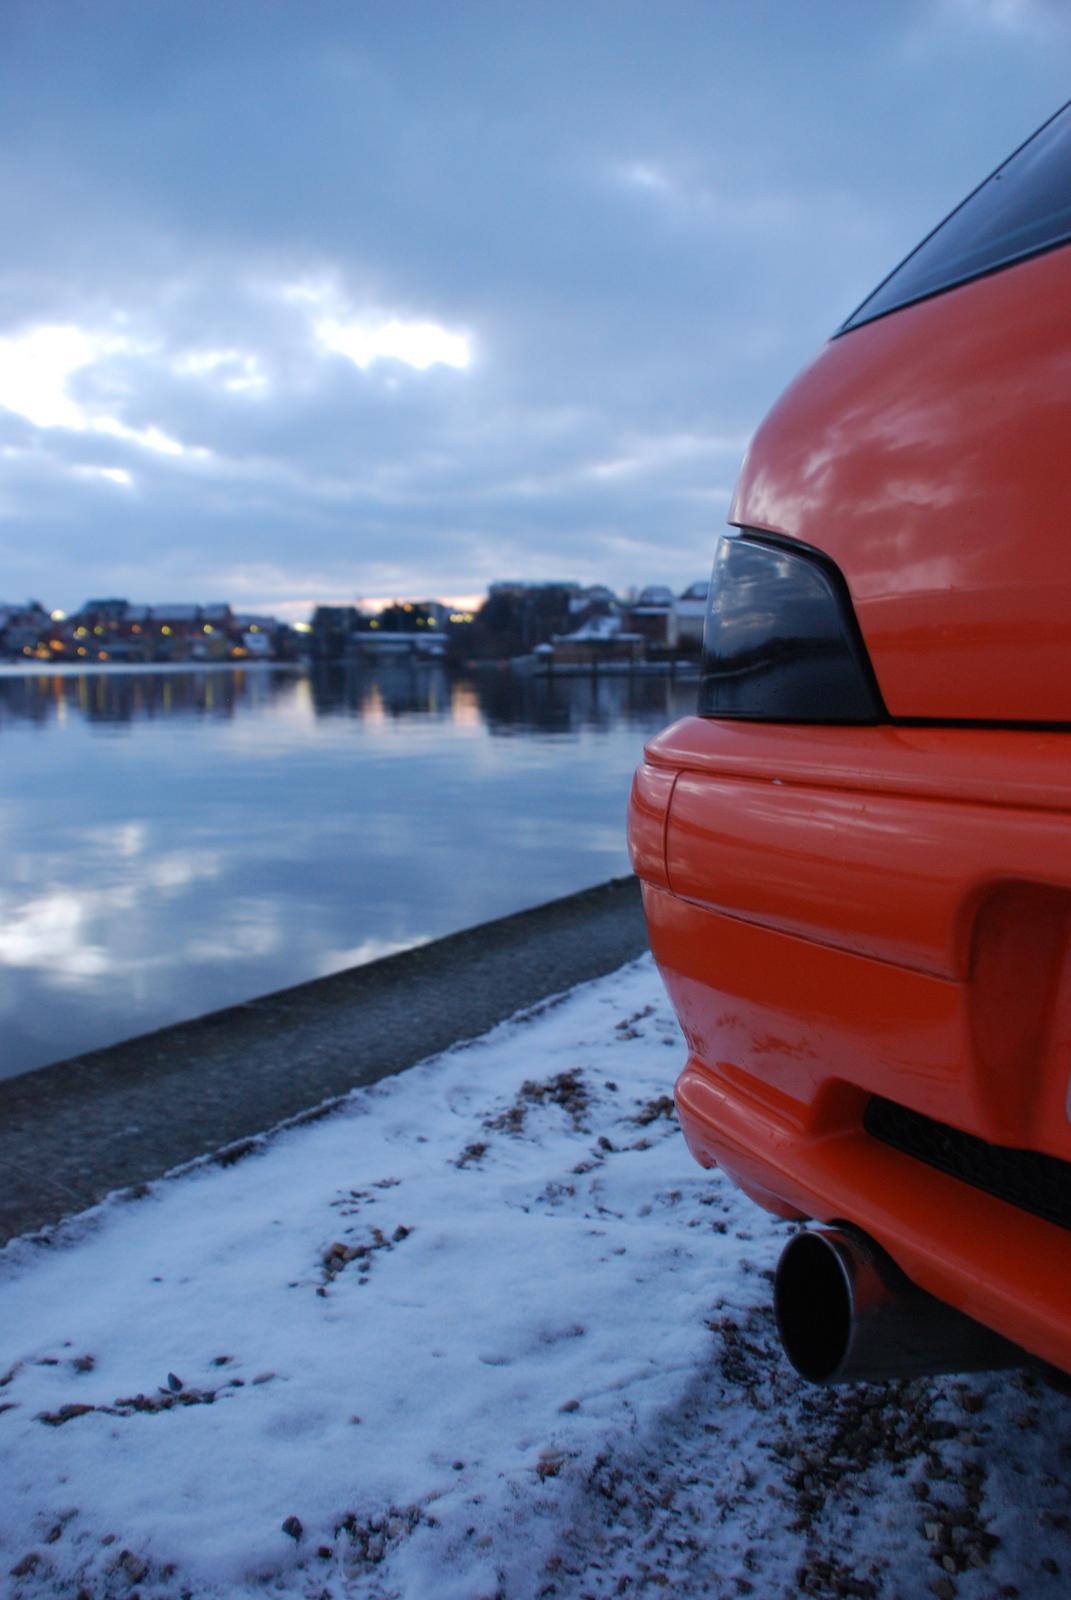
[629,716,1071,1372]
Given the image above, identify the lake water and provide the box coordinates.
[0,662,695,1080]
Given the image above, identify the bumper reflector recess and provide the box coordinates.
[865,1096,1071,1233]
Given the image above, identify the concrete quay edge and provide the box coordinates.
[0,876,649,1246]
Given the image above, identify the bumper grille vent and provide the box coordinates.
[865,1096,1071,1233]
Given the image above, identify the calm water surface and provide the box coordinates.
[0,663,695,1079]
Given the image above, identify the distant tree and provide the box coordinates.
[524,584,574,647]
[471,585,574,659]
[472,590,523,658]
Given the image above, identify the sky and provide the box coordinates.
[1,1,1069,621]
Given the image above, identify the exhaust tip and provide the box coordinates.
[775,1229,854,1383]
[774,1226,1023,1385]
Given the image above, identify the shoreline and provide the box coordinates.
[0,658,304,678]
[0,875,648,1245]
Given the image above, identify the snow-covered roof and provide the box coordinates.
[559,613,622,642]
[151,605,201,622]
[636,585,674,607]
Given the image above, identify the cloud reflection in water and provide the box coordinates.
[0,664,692,1078]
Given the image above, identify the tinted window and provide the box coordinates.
[842,99,1071,331]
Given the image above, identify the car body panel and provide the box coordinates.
[731,242,1071,724]
[668,996,1071,1374]
[632,722,1071,1369]
[636,718,1071,981]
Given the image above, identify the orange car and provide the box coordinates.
[629,104,1071,1383]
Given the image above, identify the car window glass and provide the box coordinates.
[842,99,1071,331]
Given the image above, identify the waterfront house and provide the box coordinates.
[152,604,203,660]
[546,612,645,669]
[626,585,677,651]
[674,580,709,651]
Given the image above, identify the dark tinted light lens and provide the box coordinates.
[698,531,885,723]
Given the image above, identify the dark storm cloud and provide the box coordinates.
[1,0,1069,611]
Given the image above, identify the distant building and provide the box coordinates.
[233,613,278,659]
[149,605,202,660]
[626,585,676,650]
[675,580,710,651]
[0,601,50,656]
[619,581,709,655]
[355,600,448,659]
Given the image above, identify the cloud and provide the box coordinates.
[0,322,207,468]
[316,316,472,372]
[0,1,1067,608]
[938,0,1068,32]
[0,324,112,430]
[284,280,473,372]
[174,348,269,395]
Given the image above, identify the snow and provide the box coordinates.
[2,955,1070,1598]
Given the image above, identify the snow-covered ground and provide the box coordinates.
[2,955,1070,1599]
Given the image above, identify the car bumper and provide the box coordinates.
[629,716,1071,1371]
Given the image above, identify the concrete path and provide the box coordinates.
[0,876,648,1244]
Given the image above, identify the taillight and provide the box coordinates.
[698,529,885,724]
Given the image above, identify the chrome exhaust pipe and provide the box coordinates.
[774,1227,1021,1384]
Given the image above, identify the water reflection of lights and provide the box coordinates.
[450,681,481,727]
[363,681,386,724]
